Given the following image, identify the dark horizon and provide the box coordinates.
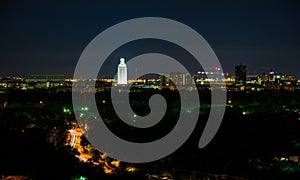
[0,0,299,78]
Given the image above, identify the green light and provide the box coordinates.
[71,176,88,180]
[79,176,87,180]
[81,106,88,111]
[63,107,70,113]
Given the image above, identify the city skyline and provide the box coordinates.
[1,1,300,179]
[0,62,298,81]
[0,1,299,78]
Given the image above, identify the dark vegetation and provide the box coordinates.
[0,88,300,179]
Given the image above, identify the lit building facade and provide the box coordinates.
[117,57,127,85]
[159,73,190,86]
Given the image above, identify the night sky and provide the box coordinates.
[0,0,299,78]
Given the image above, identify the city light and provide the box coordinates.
[2,1,300,179]
[71,176,88,180]
[63,107,70,113]
[81,106,88,111]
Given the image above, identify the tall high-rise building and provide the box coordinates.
[117,57,127,85]
[235,64,247,85]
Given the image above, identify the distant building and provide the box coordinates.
[26,74,65,88]
[117,57,127,85]
[27,74,65,82]
[159,72,192,86]
[169,72,191,86]
[258,73,269,85]
[159,74,169,87]
[246,74,258,84]
[196,67,224,82]
[235,64,247,85]
[0,76,26,89]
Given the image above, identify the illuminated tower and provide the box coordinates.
[117,57,127,85]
